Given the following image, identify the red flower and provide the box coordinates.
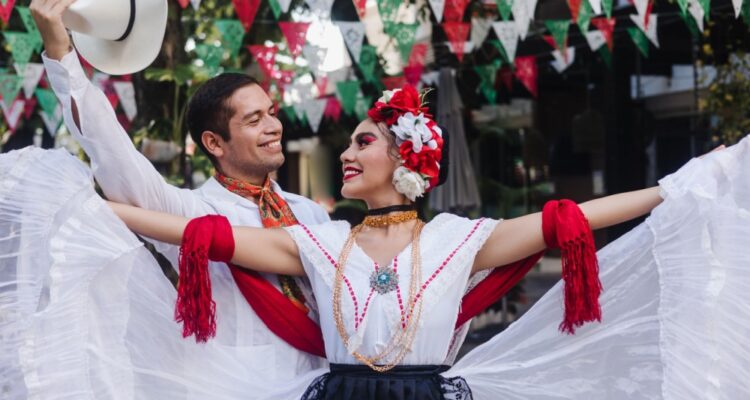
[398,133,443,189]
[367,85,429,125]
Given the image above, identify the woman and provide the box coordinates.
[2,86,750,399]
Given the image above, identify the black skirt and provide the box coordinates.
[300,363,473,400]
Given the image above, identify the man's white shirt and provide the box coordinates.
[42,50,329,383]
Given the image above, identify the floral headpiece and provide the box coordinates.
[367,85,444,201]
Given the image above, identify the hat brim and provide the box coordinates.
[71,0,168,75]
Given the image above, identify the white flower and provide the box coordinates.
[390,112,434,153]
[378,88,402,103]
[392,166,427,201]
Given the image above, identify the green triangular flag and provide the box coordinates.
[698,0,711,17]
[336,80,361,115]
[214,20,245,59]
[627,27,649,57]
[676,0,688,13]
[378,0,401,25]
[544,20,570,52]
[390,23,419,63]
[282,105,298,124]
[35,88,59,118]
[496,0,513,21]
[4,32,36,72]
[195,44,224,75]
[743,1,750,26]
[354,95,372,121]
[679,8,701,39]
[598,46,612,69]
[0,73,23,108]
[474,64,498,104]
[358,45,379,84]
[488,40,511,68]
[268,0,282,19]
[16,7,43,53]
[577,1,592,33]
[602,0,613,18]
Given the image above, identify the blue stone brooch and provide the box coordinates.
[369,267,399,294]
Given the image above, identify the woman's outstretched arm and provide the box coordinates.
[108,201,304,276]
[473,146,726,272]
[472,186,663,272]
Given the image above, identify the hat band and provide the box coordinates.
[116,0,136,42]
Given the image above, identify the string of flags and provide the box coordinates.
[0,0,747,138]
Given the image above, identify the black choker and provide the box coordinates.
[366,205,416,216]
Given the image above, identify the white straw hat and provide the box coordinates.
[62,0,168,75]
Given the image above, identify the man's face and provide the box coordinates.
[217,84,284,182]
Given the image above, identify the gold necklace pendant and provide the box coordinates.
[361,210,418,228]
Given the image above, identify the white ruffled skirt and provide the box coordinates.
[1,138,749,399]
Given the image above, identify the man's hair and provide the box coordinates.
[185,73,261,165]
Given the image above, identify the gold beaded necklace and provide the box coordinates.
[332,218,425,372]
[361,210,418,228]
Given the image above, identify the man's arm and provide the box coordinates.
[32,0,202,216]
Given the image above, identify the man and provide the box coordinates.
[30,0,329,389]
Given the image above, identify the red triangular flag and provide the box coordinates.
[381,75,407,90]
[543,35,557,50]
[315,76,328,97]
[408,43,428,67]
[591,17,616,51]
[353,0,366,19]
[324,96,342,122]
[443,0,471,23]
[442,22,471,62]
[104,82,120,109]
[232,0,261,32]
[514,56,537,97]
[0,0,16,24]
[23,96,37,120]
[274,69,295,85]
[247,45,278,78]
[404,64,424,86]
[567,0,582,20]
[175,0,190,9]
[279,22,311,58]
[499,66,513,92]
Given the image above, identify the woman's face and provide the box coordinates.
[339,119,404,206]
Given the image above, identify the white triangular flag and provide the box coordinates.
[688,0,705,32]
[421,71,440,86]
[528,0,539,19]
[40,106,63,136]
[584,30,606,51]
[278,0,293,13]
[587,0,602,15]
[302,44,328,79]
[428,0,445,23]
[113,81,137,122]
[1,99,24,131]
[18,63,45,99]
[733,0,743,18]
[190,0,201,11]
[336,22,365,63]
[630,13,659,48]
[551,47,576,73]
[492,21,519,62]
[512,0,531,39]
[304,98,327,133]
[633,0,649,22]
[305,0,334,18]
[470,18,492,50]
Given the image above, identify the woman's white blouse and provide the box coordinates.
[285,214,498,365]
